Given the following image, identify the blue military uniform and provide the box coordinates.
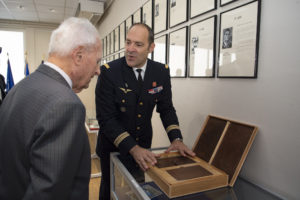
[95,57,182,199]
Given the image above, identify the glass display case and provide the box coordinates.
[110,150,281,200]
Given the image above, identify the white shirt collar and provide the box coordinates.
[44,61,72,88]
[133,60,147,80]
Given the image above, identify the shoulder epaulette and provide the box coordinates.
[165,64,169,69]
[104,63,110,69]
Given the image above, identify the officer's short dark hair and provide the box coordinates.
[129,23,154,45]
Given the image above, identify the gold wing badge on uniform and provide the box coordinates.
[119,87,132,94]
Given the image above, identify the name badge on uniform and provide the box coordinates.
[148,86,163,94]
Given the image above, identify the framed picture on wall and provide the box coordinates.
[119,51,125,58]
[220,0,239,7]
[133,8,142,23]
[169,0,188,28]
[154,0,168,34]
[189,16,216,78]
[102,37,106,57]
[218,0,261,78]
[125,15,132,37]
[142,0,153,28]
[107,35,111,55]
[110,31,114,54]
[119,21,125,49]
[168,27,187,78]
[114,27,120,52]
[190,0,216,19]
[153,34,167,64]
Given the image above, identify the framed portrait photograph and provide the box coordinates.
[119,21,125,49]
[119,51,125,58]
[190,0,216,19]
[107,35,111,55]
[110,31,114,54]
[114,27,120,52]
[169,0,188,28]
[169,27,187,77]
[133,8,142,23]
[102,37,106,57]
[125,15,133,37]
[153,34,167,64]
[142,0,153,28]
[220,0,238,7]
[189,16,216,78]
[218,0,261,78]
[154,0,168,34]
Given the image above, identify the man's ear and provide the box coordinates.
[149,42,155,53]
[72,46,84,65]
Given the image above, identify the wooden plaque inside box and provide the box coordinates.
[146,115,258,198]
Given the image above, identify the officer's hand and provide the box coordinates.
[165,140,196,157]
[129,145,160,171]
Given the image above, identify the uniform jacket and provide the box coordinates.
[0,64,91,200]
[96,57,182,156]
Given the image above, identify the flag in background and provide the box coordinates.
[6,58,14,93]
[24,59,29,76]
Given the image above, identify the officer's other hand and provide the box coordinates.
[129,145,160,171]
[165,140,196,157]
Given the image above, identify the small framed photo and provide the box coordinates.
[168,27,187,77]
[154,0,168,34]
[119,51,125,58]
[119,21,125,49]
[153,34,167,64]
[125,15,133,37]
[110,31,114,54]
[218,1,261,78]
[133,8,142,23]
[169,0,188,28]
[114,27,120,52]
[189,16,216,78]
[107,35,111,55]
[102,37,106,57]
[190,0,216,19]
[220,0,238,7]
[142,0,153,28]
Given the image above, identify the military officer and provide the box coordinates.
[95,23,195,200]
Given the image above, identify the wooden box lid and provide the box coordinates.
[192,115,258,186]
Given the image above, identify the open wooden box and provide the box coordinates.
[146,115,258,198]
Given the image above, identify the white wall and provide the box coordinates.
[98,0,300,199]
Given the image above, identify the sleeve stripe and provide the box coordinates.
[165,64,169,69]
[114,132,130,147]
[166,124,180,134]
[104,63,110,69]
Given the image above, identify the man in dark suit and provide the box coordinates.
[0,74,5,106]
[0,17,102,200]
[96,23,195,200]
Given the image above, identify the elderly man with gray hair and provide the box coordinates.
[0,17,102,200]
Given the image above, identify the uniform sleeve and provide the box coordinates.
[156,65,183,142]
[96,65,137,154]
[25,100,90,200]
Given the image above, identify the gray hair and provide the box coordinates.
[48,17,100,56]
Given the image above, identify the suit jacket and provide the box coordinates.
[95,57,182,156]
[0,64,91,200]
